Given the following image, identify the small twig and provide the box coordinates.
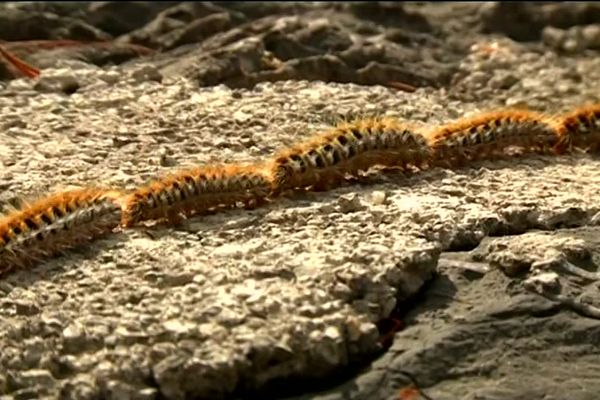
[386,80,418,93]
[0,45,40,78]
[524,274,600,320]
[536,291,600,320]
[1,39,156,56]
[556,259,600,281]
[1,39,83,51]
[533,256,600,281]
[438,257,490,274]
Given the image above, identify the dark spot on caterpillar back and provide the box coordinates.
[350,128,363,140]
[24,218,38,230]
[41,213,53,225]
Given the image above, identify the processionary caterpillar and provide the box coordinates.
[553,102,600,154]
[0,188,123,276]
[1,100,600,277]
[426,110,560,167]
[120,163,275,227]
[268,117,431,192]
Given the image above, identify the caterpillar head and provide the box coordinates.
[121,192,149,228]
[272,154,306,189]
[273,164,292,190]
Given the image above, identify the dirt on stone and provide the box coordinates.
[1,2,600,400]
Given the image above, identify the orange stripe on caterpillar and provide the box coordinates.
[120,163,275,227]
[426,110,559,167]
[553,102,600,154]
[0,188,124,277]
[268,117,431,192]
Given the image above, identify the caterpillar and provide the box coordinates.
[553,102,600,154]
[426,110,560,167]
[120,163,275,227]
[0,188,124,277]
[268,116,431,192]
[2,101,600,277]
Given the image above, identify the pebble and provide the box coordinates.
[544,24,600,52]
[17,369,55,388]
[312,331,344,365]
[98,70,121,85]
[34,74,80,95]
[162,319,195,336]
[524,271,561,292]
[563,38,582,54]
[114,326,149,346]
[59,379,99,400]
[11,387,45,400]
[129,65,163,83]
[105,380,157,400]
[162,272,195,287]
[62,323,88,354]
[542,26,566,49]
[489,72,518,90]
[369,190,387,205]
[467,71,490,87]
[337,193,364,213]
[324,325,342,341]
[582,24,600,49]
[233,109,252,122]
[13,300,40,316]
[22,338,45,368]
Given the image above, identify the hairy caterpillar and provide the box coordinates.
[426,110,559,167]
[553,102,600,154]
[120,163,275,227]
[3,101,600,276]
[0,188,124,276]
[268,117,431,192]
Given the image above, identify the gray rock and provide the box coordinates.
[336,193,364,213]
[15,369,55,389]
[129,65,163,83]
[1,5,600,399]
[581,24,600,49]
[34,74,80,95]
[488,71,518,90]
[542,26,567,49]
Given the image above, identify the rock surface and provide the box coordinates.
[0,2,600,400]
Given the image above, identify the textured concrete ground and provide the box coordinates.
[1,3,600,400]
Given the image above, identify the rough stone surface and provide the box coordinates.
[0,2,468,87]
[0,3,600,400]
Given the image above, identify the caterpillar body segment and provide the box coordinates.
[0,188,124,276]
[426,110,560,167]
[121,163,275,227]
[269,117,431,192]
[553,103,600,154]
